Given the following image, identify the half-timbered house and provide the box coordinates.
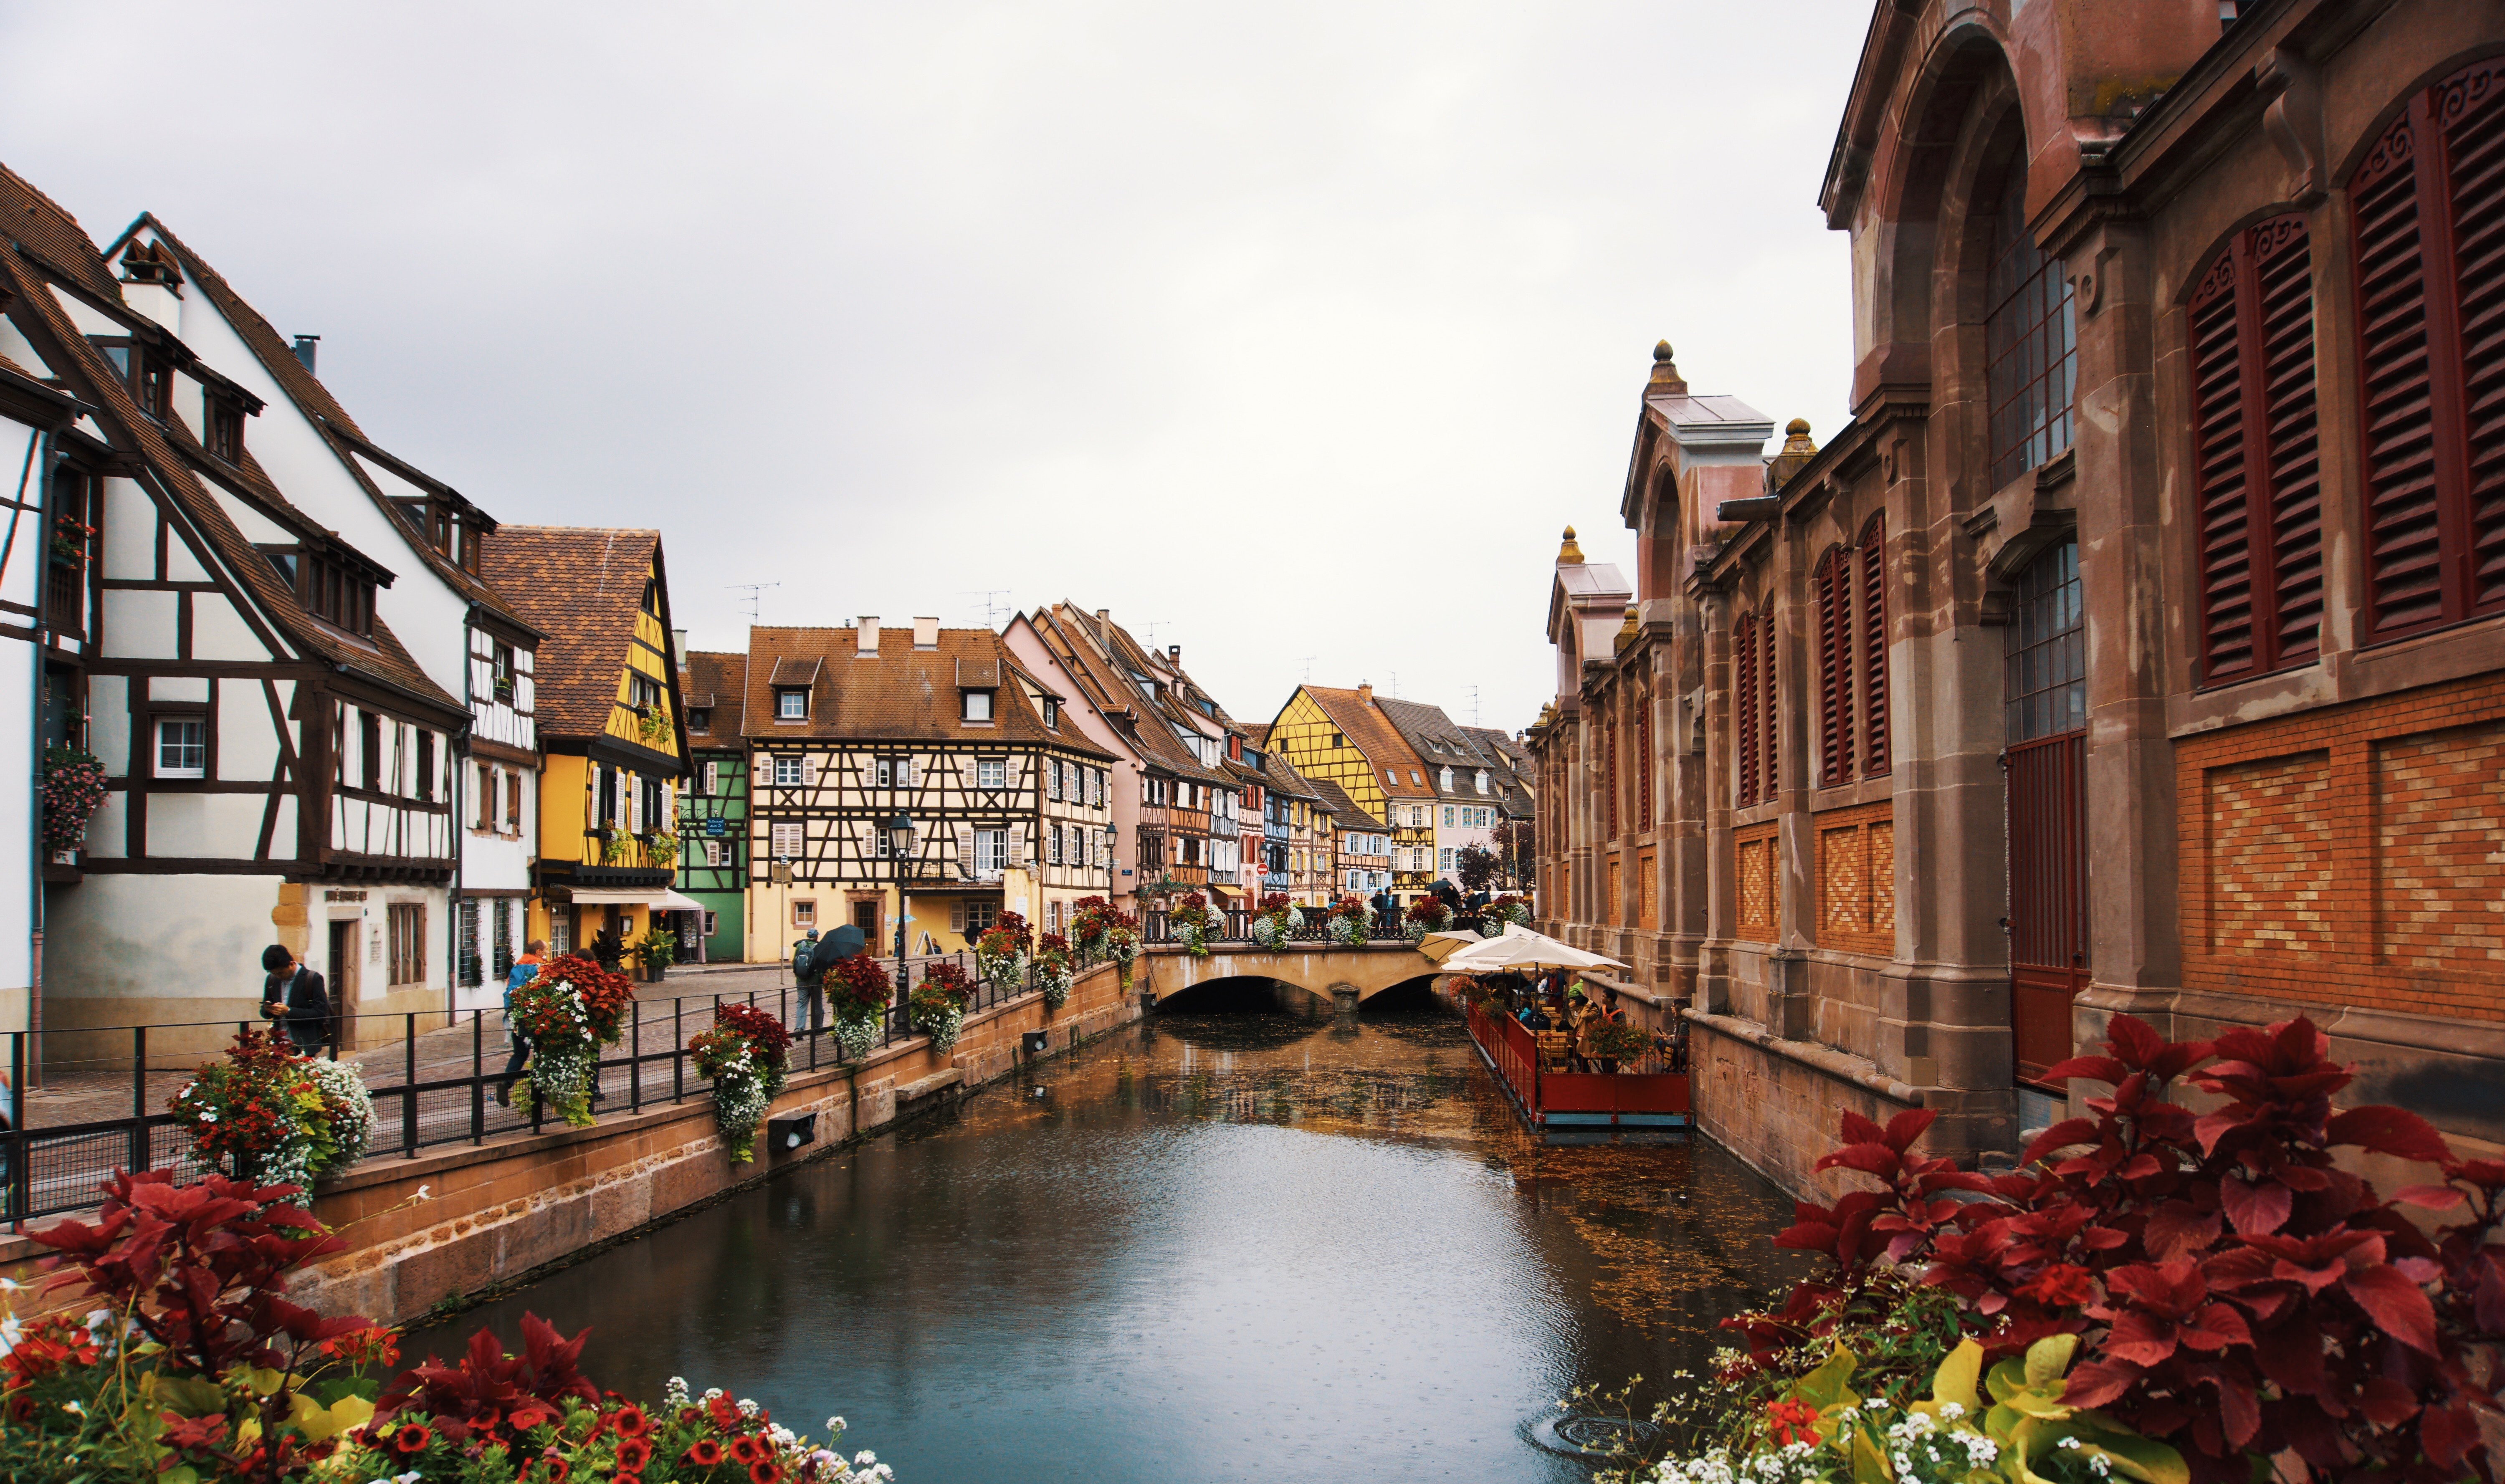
[1309,779,1390,899]
[1376,698,1502,887]
[0,165,471,1054]
[107,217,546,1018]
[482,528,691,961]
[739,621,1115,958]
[675,645,748,962]
[1266,684,1438,900]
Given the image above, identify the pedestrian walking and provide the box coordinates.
[496,939,546,1107]
[258,944,332,1056]
[1370,888,1396,933]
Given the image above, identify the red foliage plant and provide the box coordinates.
[1258,892,1292,913]
[709,1001,790,1062]
[1403,895,1450,925]
[919,959,972,1003]
[1756,1014,2505,1483]
[825,953,892,1015]
[536,953,636,1041]
[371,1312,597,1448]
[1037,931,1070,957]
[980,909,1032,956]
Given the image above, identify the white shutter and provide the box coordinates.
[1008,828,1027,867]
[801,755,818,787]
[956,825,977,878]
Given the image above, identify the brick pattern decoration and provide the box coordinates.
[2179,670,2505,1024]
[1814,800,1896,956]
[1736,822,1779,943]
[2374,721,2505,971]
[2205,751,2336,953]
[1638,849,1659,931]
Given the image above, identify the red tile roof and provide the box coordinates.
[741,625,1114,757]
[681,650,747,745]
[479,526,663,738]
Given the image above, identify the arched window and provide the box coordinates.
[2188,216,2321,683]
[2347,57,2505,643]
[1984,166,2077,488]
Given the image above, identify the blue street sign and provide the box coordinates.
[706,817,725,837]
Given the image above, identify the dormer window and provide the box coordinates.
[687,707,710,732]
[92,339,171,420]
[1440,766,1453,792]
[1041,699,1059,729]
[206,395,246,462]
[775,689,808,722]
[1475,769,1489,794]
[278,546,375,637]
[962,689,994,723]
[629,675,661,711]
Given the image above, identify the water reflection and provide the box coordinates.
[437,999,1807,1483]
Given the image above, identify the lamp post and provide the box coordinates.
[886,811,915,991]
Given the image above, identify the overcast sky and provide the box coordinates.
[3,3,1867,737]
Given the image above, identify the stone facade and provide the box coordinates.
[1530,0,2505,1196]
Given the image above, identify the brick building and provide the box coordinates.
[1528,0,2505,1195]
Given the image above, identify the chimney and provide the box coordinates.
[671,629,688,666]
[1358,682,1374,705]
[1167,644,1181,664]
[857,617,880,656]
[912,616,939,649]
[292,335,320,373]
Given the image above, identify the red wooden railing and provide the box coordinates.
[1461,998,1690,1128]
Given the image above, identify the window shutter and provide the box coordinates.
[1860,513,1890,776]
[955,825,976,877]
[801,755,817,787]
[2349,79,2476,642]
[1759,598,1778,804]
[1815,551,1853,787]
[951,900,965,931]
[2443,63,2505,616]
[1734,609,1759,806]
[2254,220,2326,664]
[2191,243,2260,678]
[1009,829,1027,867]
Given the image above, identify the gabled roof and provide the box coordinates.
[1308,778,1383,833]
[1375,697,1497,799]
[480,527,663,737]
[121,215,540,643]
[1024,603,1230,784]
[0,177,455,715]
[1292,685,1435,799]
[741,625,1113,757]
[681,650,746,746]
[1260,749,1323,803]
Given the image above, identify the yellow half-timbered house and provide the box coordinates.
[482,528,691,961]
[1267,684,1437,899]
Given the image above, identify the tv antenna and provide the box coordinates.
[727,583,779,622]
[962,590,1013,631]
[1388,671,1400,699]
[1297,655,1316,682]
[1141,619,1175,655]
[1468,685,1481,726]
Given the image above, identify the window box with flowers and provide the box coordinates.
[41,745,108,864]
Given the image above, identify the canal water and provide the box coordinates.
[438,990,1807,1482]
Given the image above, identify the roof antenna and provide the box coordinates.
[1468,685,1480,726]
[961,589,1012,631]
[1297,656,1316,681]
[727,582,778,622]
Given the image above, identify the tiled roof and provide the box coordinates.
[1260,749,1323,801]
[480,527,662,738]
[0,162,124,301]
[122,215,541,642]
[741,625,1114,758]
[1307,778,1383,832]
[1377,698,1501,800]
[681,650,746,745]
[0,208,455,713]
[1295,686,1435,799]
[1026,604,1229,784]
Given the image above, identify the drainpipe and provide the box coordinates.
[12,426,55,1082]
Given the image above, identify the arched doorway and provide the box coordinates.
[2004,538,2085,1086]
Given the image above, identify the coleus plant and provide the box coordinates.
[1755,1015,2505,1483]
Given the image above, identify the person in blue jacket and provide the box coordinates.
[495,940,545,1106]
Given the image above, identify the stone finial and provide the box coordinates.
[1648,339,1688,394]
[1558,526,1585,563]
[1771,417,1820,490]
[1614,604,1640,654]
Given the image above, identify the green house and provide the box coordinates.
[676,648,749,960]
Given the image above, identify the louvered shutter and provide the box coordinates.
[1734,610,1759,806]
[2444,62,2505,615]
[1759,599,1779,805]
[2254,218,2326,665]
[800,754,817,787]
[1009,828,1027,867]
[1815,551,1853,787]
[1860,513,1890,776]
[2190,246,2258,678]
[2351,100,2448,639]
[955,825,977,878]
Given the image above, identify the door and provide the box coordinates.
[325,919,356,1044]
[2003,540,2088,1086]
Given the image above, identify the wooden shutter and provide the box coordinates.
[1815,550,1854,786]
[1734,609,1759,806]
[2350,60,2505,642]
[2192,215,2323,683]
[1860,513,1890,776]
[800,754,818,787]
[955,824,977,877]
[1759,598,1779,804]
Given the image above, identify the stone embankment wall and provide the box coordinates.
[2,956,1149,1327]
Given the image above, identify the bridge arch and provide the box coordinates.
[1139,943,1450,1009]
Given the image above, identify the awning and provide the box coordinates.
[565,887,709,911]
[1203,884,1238,904]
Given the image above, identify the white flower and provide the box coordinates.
[703,1387,725,1401]
[1864,1396,1889,1410]
[826,1415,846,1433]
[1,1313,23,1357]
[2057,1437,2083,1451]
[396,1472,423,1484]
[1937,1401,1964,1420]
[415,1185,430,1200]
[854,1450,877,1466]
[2088,1456,2112,1477]
[200,1110,218,1123]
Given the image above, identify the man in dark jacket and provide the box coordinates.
[260,943,332,1055]
[1369,889,1397,933]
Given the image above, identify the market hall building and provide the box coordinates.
[1527,0,2505,1196]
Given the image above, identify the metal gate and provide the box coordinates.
[2004,539,2087,1087]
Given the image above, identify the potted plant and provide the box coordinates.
[1069,895,1111,961]
[632,926,677,981]
[912,961,974,1052]
[974,909,1032,991]
[689,1002,789,1163]
[1249,892,1299,948]
[169,1027,374,1189]
[1167,891,1215,957]
[1034,931,1073,1014]
[648,833,679,870]
[40,744,107,864]
[827,952,892,1060]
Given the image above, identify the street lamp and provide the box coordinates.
[886,811,916,987]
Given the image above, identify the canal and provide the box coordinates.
[438,988,1807,1481]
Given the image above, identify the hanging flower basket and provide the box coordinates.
[40,746,107,859]
[1069,895,1113,958]
[827,953,892,1061]
[913,961,973,1052]
[1105,918,1140,988]
[975,909,1032,991]
[689,1002,789,1163]
[1480,894,1530,931]
[1402,896,1452,941]
[169,1028,374,1190]
[508,953,635,1126]
[1326,894,1371,946]
[1168,891,1215,958]
[1035,933,1073,1014]
[1249,892,1299,948]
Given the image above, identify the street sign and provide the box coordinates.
[705,817,725,837]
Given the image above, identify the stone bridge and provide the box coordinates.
[1136,941,1447,1012]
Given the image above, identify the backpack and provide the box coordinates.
[792,940,817,980]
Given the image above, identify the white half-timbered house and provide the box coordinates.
[0,165,473,1056]
[109,217,545,1018]
[741,621,1116,959]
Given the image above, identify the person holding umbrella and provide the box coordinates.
[801,922,868,1033]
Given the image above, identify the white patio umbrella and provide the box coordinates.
[1416,927,1485,964]
[1438,923,1629,975]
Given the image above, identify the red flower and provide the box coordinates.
[393,1422,433,1454]
[730,1433,766,1464]
[615,1436,654,1471]
[539,1455,572,1484]
[510,1401,557,1433]
[615,1476,642,1484]
[1765,1398,1821,1448]
[612,1404,651,1438]
[749,1461,784,1484]
[686,1438,725,1467]
[679,1406,703,1426]
[708,1394,742,1429]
